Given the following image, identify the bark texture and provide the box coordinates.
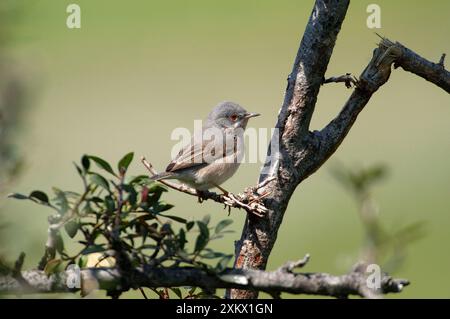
[0,262,408,298]
[230,1,449,299]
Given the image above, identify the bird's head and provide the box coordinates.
[207,101,260,130]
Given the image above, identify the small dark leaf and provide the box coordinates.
[88,155,117,177]
[188,286,197,296]
[7,193,28,200]
[194,221,210,253]
[178,228,187,249]
[90,173,110,191]
[64,220,79,238]
[128,175,150,185]
[215,219,233,234]
[171,288,182,299]
[81,244,106,255]
[55,233,65,254]
[151,201,174,214]
[147,183,168,194]
[118,152,134,173]
[91,196,104,203]
[161,215,186,224]
[77,256,88,268]
[29,190,49,204]
[104,195,116,213]
[81,155,90,171]
[73,162,83,177]
[186,221,195,231]
[123,184,137,207]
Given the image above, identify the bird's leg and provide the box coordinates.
[213,184,229,196]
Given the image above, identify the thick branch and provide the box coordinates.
[231,0,350,299]
[232,3,449,299]
[0,260,408,299]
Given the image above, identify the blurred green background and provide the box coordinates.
[0,0,449,298]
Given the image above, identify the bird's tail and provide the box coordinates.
[150,172,174,181]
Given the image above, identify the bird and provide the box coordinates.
[150,101,260,194]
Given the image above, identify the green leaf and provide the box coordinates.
[64,220,79,238]
[104,195,115,213]
[215,219,233,234]
[161,215,187,224]
[147,183,168,194]
[53,188,69,216]
[81,155,90,171]
[88,155,117,177]
[78,255,88,268]
[81,244,106,255]
[55,233,65,254]
[128,175,150,185]
[186,221,195,231]
[194,221,210,253]
[44,259,62,276]
[122,184,137,207]
[73,162,83,177]
[171,288,182,299]
[29,190,49,204]
[188,286,197,296]
[215,255,233,272]
[118,152,134,173]
[178,228,187,249]
[7,193,28,200]
[202,214,211,225]
[90,173,110,191]
[151,201,174,214]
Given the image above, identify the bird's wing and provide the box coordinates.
[165,136,208,172]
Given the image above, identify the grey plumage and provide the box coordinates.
[151,101,259,191]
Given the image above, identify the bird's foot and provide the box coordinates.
[196,190,208,203]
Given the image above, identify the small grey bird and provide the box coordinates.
[151,101,259,193]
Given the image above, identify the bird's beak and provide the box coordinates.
[244,112,260,119]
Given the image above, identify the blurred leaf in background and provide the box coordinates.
[0,0,28,272]
[331,162,426,274]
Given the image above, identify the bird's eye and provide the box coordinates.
[230,114,238,122]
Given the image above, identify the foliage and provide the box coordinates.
[331,163,426,272]
[9,152,235,298]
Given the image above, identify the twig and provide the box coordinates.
[278,254,311,273]
[323,73,359,88]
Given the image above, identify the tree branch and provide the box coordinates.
[231,0,350,299]
[309,37,450,176]
[386,39,450,93]
[0,257,409,299]
[231,2,448,299]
